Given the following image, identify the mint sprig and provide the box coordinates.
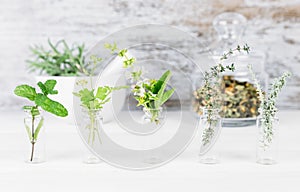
[14,80,68,117]
[14,79,68,162]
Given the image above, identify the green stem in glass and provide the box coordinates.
[30,115,35,162]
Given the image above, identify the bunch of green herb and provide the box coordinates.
[199,44,250,146]
[74,80,127,111]
[73,75,127,145]
[248,64,291,148]
[27,39,90,76]
[14,80,68,161]
[132,70,175,124]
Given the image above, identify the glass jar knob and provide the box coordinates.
[213,12,247,48]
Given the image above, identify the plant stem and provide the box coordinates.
[30,115,35,162]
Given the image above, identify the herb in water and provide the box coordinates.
[14,80,68,161]
[248,64,291,148]
[199,44,250,146]
[132,70,175,124]
[73,72,127,145]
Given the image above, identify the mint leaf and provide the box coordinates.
[44,80,58,95]
[35,94,68,117]
[38,80,58,95]
[33,117,44,140]
[37,82,47,95]
[14,85,37,101]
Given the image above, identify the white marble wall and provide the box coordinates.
[1,0,300,110]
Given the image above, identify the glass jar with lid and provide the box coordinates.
[193,12,267,127]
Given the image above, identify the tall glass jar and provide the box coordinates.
[23,108,46,164]
[256,116,279,165]
[82,108,103,164]
[211,12,267,126]
[199,108,222,164]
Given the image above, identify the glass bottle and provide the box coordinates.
[82,108,103,164]
[143,107,165,124]
[199,108,222,164]
[256,116,279,165]
[23,108,46,163]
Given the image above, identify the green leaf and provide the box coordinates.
[152,70,171,94]
[37,82,47,95]
[118,49,127,57]
[14,85,37,101]
[44,80,58,95]
[95,87,110,100]
[35,94,68,117]
[48,39,60,54]
[24,119,32,141]
[34,117,44,140]
[78,88,95,108]
[160,88,175,106]
[104,42,118,53]
[155,70,172,108]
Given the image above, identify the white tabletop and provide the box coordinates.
[1,110,300,192]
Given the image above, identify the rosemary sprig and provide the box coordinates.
[27,39,88,76]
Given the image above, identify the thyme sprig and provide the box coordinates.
[200,44,250,146]
[248,64,291,148]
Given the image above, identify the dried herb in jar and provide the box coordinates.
[193,75,260,118]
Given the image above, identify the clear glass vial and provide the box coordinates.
[23,108,46,164]
[82,108,103,164]
[256,117,279,165]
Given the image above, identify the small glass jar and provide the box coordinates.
[199,108,222,164]
[23,108,46,164]
[143,107,165,124]
[256,116,279,165]
[82,108,103,164]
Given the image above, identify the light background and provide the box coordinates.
[1,0,300,110]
